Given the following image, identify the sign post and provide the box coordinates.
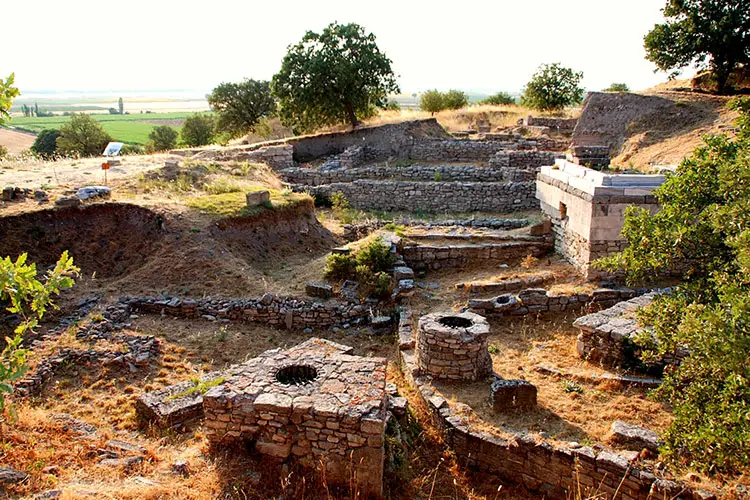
[101,142,124,186]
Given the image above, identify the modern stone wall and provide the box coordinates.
[536,160,663,274]
[402,240,552,271]
[304,180,538,212]
[397,323,707,500]
[127,295,370,330]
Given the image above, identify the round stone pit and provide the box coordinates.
[417,310,492,381]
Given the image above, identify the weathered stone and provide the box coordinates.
[491,378,537,410]
[305,282,333,299]
[0,466,28,484]
[54,196,81,207]
[246,190,270,207]
[417,311,491,381]
[609,420,662,452]
[77,186,111,200]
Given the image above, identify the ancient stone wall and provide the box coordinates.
[408,139,517,161]
[397,326,705,500]
[127,295,369,330]
[416,312,491,381]
[187,144,295,170]
[304,180,537,212]
[402,240,552,271]
[523,116,578,134]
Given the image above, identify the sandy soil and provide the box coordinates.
[0,127,35,154]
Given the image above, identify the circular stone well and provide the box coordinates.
[417,311,492,381]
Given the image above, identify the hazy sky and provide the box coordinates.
[3,0,685,95]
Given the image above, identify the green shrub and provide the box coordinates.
[30,129,61,159]
[481,92,516,105]
[520,63,584,112]
[324,252,357,280]
[121,144,145,155]
[443,89,468,110]
[603,83,630,92]
[420,90,445,115]
[56,114,112,157]
[180,113,215,147]
[355,237,395,274]
[148,125,179,152]
[370,272,392,298]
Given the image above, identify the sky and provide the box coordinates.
[2,0,687,95]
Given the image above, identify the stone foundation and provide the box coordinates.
[417,311,491,381]
[402,240,552,271]
[203,338,387,498]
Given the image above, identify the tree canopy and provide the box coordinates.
[180,113,215,147]
[595,97,750,474]
[520,63,584,112]
[271,22,399,133]
[0,73,20,125]
[208,79,276,139]
[644,0,750,94]
[31,129,61,159]
[56,114,112,157]
[481,92,516,105]
[419,90,444,115]
[603,83,630,92]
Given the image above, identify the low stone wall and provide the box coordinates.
[127,294,370,330]
[188,144,295,170]
[455,271,556,295]
[402,241,552,271]
[341,217,530,241]
[467,287,654,317]
[409,139,517,161]
[397,328,706,500]
[304,180,537,212]
[523,116,578,134]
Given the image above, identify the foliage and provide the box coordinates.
[384,100,401,111]
[325,237,395,298]
[272,22,399,132]
[419,90,445,115]
[0,73,20,125]
[0,252,78,410]
[118,97,124,115]
[644,0,750,94]
[208,79,276,139]
[603,83,630,92]
[594,97,750,474]
[0,145,7,159]
[121,144,145,155]
[180,113,215,147]
[30,129,61,159]
[324,252,357,280]
[442,89,468,110]
[56,113,113,157]
[355,237,395,274]
[481,92,516,105]
[147,125,178,152]
[520,63,584,112]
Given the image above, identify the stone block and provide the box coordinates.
[305,282,333,299]
[491,379,537,410]
[609,420,662,452]
[246,190,271,207]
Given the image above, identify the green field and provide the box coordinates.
[5,112,204,145]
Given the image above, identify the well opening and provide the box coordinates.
[438,316,473,329]
[275,364,319,386]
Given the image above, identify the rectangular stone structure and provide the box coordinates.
[203,338,387,498]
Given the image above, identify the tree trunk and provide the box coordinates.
[714,61,732,95]
[344,102,359,129]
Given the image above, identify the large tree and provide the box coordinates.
[520,63,584,112]
[56,114,112,157]
[644,0,750,94]
[596,97,750,474]
[272,22,399,132]
[0,73,20,125]
[208,79,276,139]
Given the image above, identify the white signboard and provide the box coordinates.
[102,142,124,157]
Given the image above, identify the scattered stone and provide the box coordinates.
[106,439,147,456]
[0,466,28,484]
[54,196,81,207]
[50,413,98,437]
[393,266,415,280]
[371,315,392,330]
[491,378,537,411]
[34,490,62,499]
[305,282,333,299]
[171,459,190,477]
[246,190,270,207]
[76,186,111,200]
[609,420,662,452]
[99,456,143,469]
[388,396,408,418]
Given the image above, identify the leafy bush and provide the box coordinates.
[0,73,20,125]
[0,145,7,159]
[481,92,516,105]
[30,129,61,159]
[209,79,276,139]
[148,125,178,152]
[603,83,629,92]
[180,113,215,147]
[325,252,357,280]
[355,237,395,274]
[56,114,113,157]
[442,89,468,110]
[420,90,445,115]
[384,100,401,111]
[121,144,145,155]
[595,97,750,475]
[520,63,584,112]
[0,252,78,409]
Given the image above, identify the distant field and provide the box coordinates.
[5,112,204,145]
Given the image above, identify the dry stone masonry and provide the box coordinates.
[402,240,552,271]
[417,311,492,381]
[203,338,387,498]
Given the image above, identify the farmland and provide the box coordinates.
[4,112,204,145]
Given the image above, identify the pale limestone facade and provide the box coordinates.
[536,160,665,275]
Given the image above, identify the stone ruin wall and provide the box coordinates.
[397,315,707,500]
[402,240,552,271]
[304,180,538,213]
[127,295,370,330]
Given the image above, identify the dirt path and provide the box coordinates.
[0,154,168,188]
[0,128,35,154]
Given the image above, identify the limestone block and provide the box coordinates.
[246,190,271,207]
